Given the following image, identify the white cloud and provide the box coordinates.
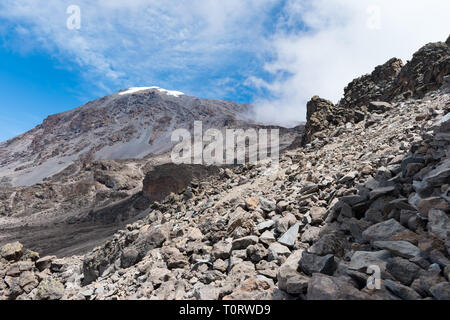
[0,0,276,97]
[0,0,449,128]
[251,0,450,126]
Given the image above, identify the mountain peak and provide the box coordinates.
[118,86,185,97]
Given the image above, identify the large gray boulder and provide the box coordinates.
[362,219,406,242]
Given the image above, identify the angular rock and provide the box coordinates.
[300,184,319,195]
[340,195,366,207]
[285,274,310,295]
[120,247,140,268]
[309,232,350,257]
[309,207,327,224]
[276,201,289,212]
[411,270,445,297]
[256,260,279,279]
[1,242,23,261]
[278,222,300,247]
[135,225,169,256]
[418,197,450,218]
[339,171,358,183]
[223,277,274,300]
[19,271,39,294]
[386,257,421,286]
[274,214,296,234]
[346,218,373,242]
[430,282,450,300]
[148,267,171,286]
[259,197,276,212]
[212,240,232,260]
[186,227,203,241]
[246,244,268,263]
[428,209,449,241]
[298,253,337,276]
[303,96,341,143]
[423,160,450,187]
[401,157,425,177]
[307,274,370,300]
[35,256,56,272]
[35,278,65,300]
[256,220,275,232]
[227,207,249,233]
[267,243,291,261]
[362,219,407,242]
[246,197,259,211]
[348,250,391,272]
[194,285,220,300]
[372,241,422,259]
[231,236,259,250]
[228,261,256,282]
[259,230,276,246]
[6,264,21,277]
[301,225,321,243]
[163,247,188,269]
[213,259,228,273]
[369,186,396,200]
[429,250,450,268]
[384,279,421,300]
[276,250,308,295]
[4,276,23,298]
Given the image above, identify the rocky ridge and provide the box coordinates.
[0,37,449,300]
[305,36,450,143]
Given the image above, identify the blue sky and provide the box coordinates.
[0,46,87,139]
[0,0,449,142]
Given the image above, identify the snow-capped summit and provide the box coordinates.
[119,86,185,97]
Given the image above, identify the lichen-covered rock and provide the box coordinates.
[34,278,65,300]
[1,242,23,261]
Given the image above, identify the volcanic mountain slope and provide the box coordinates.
[0,86,301,188]
[0,37,449,300]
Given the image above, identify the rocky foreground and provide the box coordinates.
[0,38,449,300]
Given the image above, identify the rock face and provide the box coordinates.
[303,96,348,143]
[339,58,404,109]
[142,164,220,202]
[1,36,450,301]
[304,36,450,144]
[392,41,450,98]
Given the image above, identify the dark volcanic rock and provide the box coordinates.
[298,253,337,276]
[143,164,220,202]
[303,96,349,143]
[339,58,403,109]
[392,40,450,98]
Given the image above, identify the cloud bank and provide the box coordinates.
[0,0,449,127]
[0,0,277,99]
[251,0,450,126]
